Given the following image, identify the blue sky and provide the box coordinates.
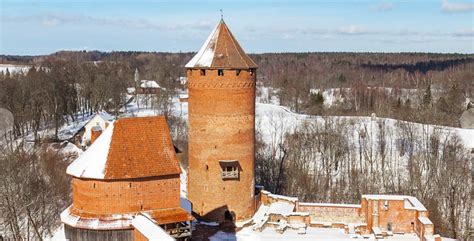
[1,0,473,55]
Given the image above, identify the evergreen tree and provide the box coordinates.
[422,84,432,108]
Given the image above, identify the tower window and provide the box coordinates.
[218,69,224,76]
[200,69,206,76]
[236,69,241,76]
[219,160,240,180]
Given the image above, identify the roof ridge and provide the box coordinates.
[225,23,249,68]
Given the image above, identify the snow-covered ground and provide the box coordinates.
[0,64,31,74]
[309,87,445,108]
[210,227,427,241]
[44,225,66,241]
[256,102,474,149]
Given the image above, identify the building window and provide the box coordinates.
[218,69,224,76]
[200,69,206,76]
[219,160,239,180]
[384,200,389,210]
[236,69,241,76]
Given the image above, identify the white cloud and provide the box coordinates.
[3,13,214,31]
[453,29,474,37]
[41,18,60,27]
[371,1,394,12]
[442,0,474,13]
[337,25,380,35]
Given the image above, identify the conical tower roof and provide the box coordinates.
[185,20,257,69]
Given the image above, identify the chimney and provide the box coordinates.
[90,125,103,144]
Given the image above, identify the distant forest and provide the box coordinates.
[1,51,473,140]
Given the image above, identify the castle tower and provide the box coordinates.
[186,19,258,222]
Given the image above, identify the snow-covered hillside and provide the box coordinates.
[0,64,31,74]
[256,102,474,149]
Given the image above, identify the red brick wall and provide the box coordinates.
[297,204,361,221]
[72,175,180,215]
[187,68,256,222]
[364,199,418,233]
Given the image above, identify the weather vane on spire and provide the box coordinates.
[220,9,224,20]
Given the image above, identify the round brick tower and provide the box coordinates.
[186,19,258,222]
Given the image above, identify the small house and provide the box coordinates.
[137,80,164,94]
[81,111,114,146]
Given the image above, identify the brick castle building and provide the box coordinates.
[61,117,192,241]
[186,19,258,222]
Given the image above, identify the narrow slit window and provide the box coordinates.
[200,69,206,76]
[249,68,255,76]
[236,69,241,76]
[218,69,224,76]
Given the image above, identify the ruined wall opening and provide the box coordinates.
[224,210,235,221]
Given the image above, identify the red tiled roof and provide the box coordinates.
[185,20,258,69]
[144,207,194,225]
[66,116,181,179]
[105,116,181,179]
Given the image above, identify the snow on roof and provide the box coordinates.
[418,216,433,225]
[362,195,427,211]
[185,23,219,68]
[127,87,136,94]
[97,111,115,122]
[132,215,175,241]
[299,202,361,209]
[66,122,114,179]
[185,20,257,69]
[60,206,133,230]
[140,80,161,89]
